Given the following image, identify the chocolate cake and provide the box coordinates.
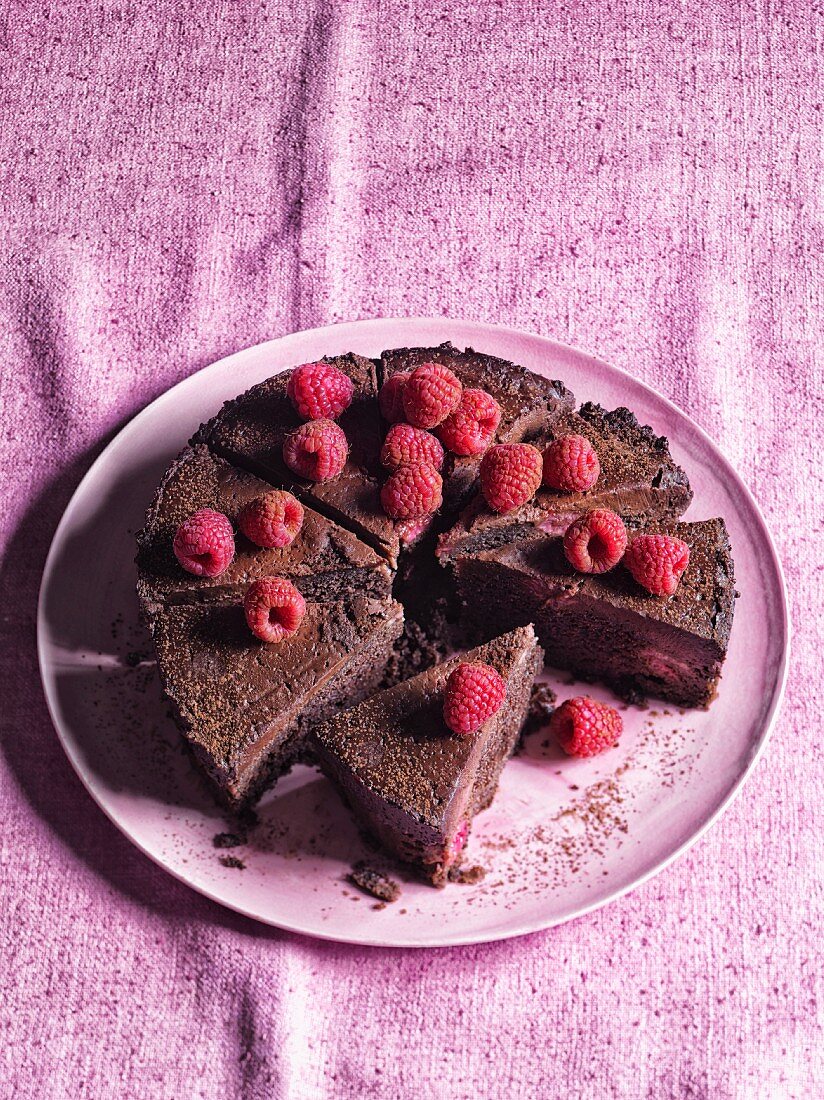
[192,353,421,567]
[452,519,735,708]
[311,626,543,885]
[136,445,392,611]
[438,403,692,560]
[145,594,403,807]
[380,342,575,511]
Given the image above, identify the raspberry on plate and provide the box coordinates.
[549,696,622,757]
[380,462,443,519]
[563,508,627,573]
[443,661,507,736]
[437,388,502,456]
[378,371,412,424]
[238,490,304,549]
[243,576,307,643]
[624,533,691,596]
[173,509,235,577]
[543,433,600,493]
[402,363,463,429]
[380,423,445,471]
[287,361,354,421]
[282,419,348,482]
[479,443,543,514]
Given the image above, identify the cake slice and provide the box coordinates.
[135,444,391,611]
[311,625,543,885]
[146,594,404,807]
[380,342,575,511]
[453,519,735,708]
[438,403,693,560]
[192,353,424,567]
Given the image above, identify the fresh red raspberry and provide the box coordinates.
[173,509,235,577]
[283,419,348,481]
[443,662,507,736]
[378,371,411,424]
[479,443,543,513]
[563,509,627,573]
[286,361,354,421]
[624,533,691,596]
[543,433,601,492]
[380,423,444,471]
[243,576,306,643]
[549,696,622,757]
[402,363,463,429]
[380,462,443,519]
[238,490,304,549]
[437,388,502,456]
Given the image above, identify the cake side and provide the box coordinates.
[311,625,543,885]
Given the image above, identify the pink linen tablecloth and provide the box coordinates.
[1,2,821,1096]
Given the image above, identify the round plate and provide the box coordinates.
[38,318,788,947]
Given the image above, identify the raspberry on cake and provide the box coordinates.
[479,443,543,514]
[244,576,307,642]
[282,419,348,482]
[172,509,235,577]
[543,433,600,493]
[402,363,463,429]
[380,423,445,472]
[378,371,411,424]
[287,361,354,421]
[563,508,627,574]
[380,462,443,519]
[624,533,690,596]
[549,696,622,757]
[443,662,507,736]
[437,388,502,456]
[238,490,304,549]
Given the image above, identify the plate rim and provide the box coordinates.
[36,317,791,948]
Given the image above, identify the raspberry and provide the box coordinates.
[549,696,622,757]
[437,388,502,456]
[479,443,543,514]
[402,363,462,429]
[563,509,627,573]
[286,361,354,421]
[380,462,443,519]
[283,419,348,481]
[378,371,411,424]
[173,509,235,577]
[238,490,304,549]
[543,433,600,492]
[443,662,507,736]
[243,576,306,643]
[380,423,444,471]
[624,533,690,596]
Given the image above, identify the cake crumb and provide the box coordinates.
[219,855,245,870]
[213,832,245,849]
[522,683,557,737]
[448,864,486,885]
[348,862,401,903]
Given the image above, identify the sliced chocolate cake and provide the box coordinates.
[311,626,543,886]
[453,519,735,708]
[380,342,575,511]
[146,594,404,807]
[438,402,692,560]
[192,353,421,567]
[136,445,391,610]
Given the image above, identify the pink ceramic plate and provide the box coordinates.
[37,319,788,947]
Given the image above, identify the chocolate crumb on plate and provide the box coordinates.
[448,864,487,885]
[219,855,246,869]
[347,862,401,903]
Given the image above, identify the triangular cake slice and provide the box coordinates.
[453,520,735,709]
[311,626,543,886]
[380,342,575,512]
[192,353,425,567]
[136,444,391,611]
[146,594,404,807]
[438,403,693,560]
